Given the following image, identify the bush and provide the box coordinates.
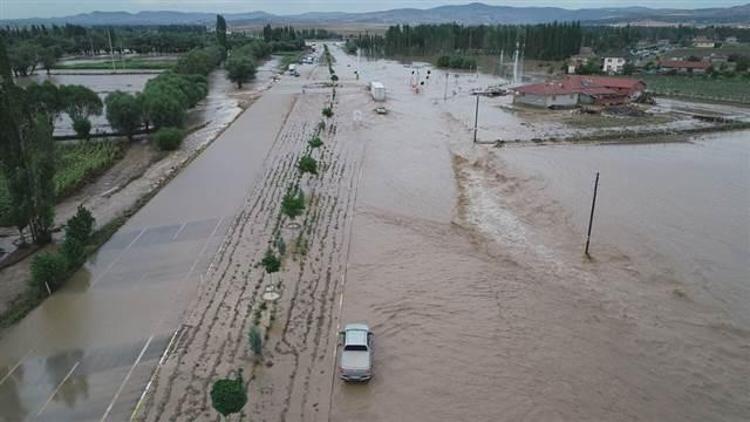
[249,325,263,356]
[281,189,305,219]
[61,236,86,269]
[322,107,333,118]
[30,252,68,295]
[72,117,92,139]
[66,205,95,243]
[211,373,247,418]
[308,136,323,148]
[261,249,281,274]
[153,127,184,151]
[298,155,318,175]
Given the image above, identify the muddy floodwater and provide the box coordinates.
[494,133,750,326]
[2,42,748,421]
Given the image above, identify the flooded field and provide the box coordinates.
[16,58,279,137]
[493,133,750,326]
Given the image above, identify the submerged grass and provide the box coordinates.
[54,59,176,70]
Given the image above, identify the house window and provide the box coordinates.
[552,95,557,100]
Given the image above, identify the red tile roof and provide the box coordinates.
[515,76,644,97]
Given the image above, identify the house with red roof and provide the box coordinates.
[513,76,646,108]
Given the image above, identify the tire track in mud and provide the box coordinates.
[139,81,364,421]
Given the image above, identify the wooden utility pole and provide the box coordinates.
[473,95,480,143]
[584,172,600,257]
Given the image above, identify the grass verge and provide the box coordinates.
[54,59,176,70]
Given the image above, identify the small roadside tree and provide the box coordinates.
[281,188,305,220]
[248,325,263,357]
[308,136,323,148]
[211,371,247,419]
[298,155,318,175]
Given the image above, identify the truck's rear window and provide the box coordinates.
[344,345,368,351]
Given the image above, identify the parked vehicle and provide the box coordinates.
[339,323,373,382]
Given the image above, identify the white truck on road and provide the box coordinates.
[370,81,386,102]
[339,323,373,382]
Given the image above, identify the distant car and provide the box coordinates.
[339,323,373,382]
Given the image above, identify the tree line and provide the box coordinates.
[350,23,750,65]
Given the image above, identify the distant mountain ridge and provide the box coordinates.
[3,2,750,26]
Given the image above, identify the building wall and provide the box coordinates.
[514,93,578,108]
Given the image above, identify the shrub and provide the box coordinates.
[281,189,305,219]
[66,205,95,243]
[61,236,86,269]
[298,155,318,175]
[30,252,68,295]
[308,136,323,148]
[211,372,247,418]
[261,249,281,274]
[72,117,92,139]
[249,325,263,356]
[322,107,333,118]
[153,127,184,151]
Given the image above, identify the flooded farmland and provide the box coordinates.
[1,42,748,422]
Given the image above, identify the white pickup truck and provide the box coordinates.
[339,323,373,382]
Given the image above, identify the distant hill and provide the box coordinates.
[4,2,750,27]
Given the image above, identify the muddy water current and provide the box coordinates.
[494,133,750,326]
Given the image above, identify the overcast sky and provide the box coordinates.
[1,0,749,19]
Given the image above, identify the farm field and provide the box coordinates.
[0,142,123,225]
[54,58,176,70]
[641,74,750,103]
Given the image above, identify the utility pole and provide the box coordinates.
[444,72,449,101]
[107,28,116,72]
[584,172,600,257]
[473,95,480,143]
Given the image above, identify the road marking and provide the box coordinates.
[129,327,180,421]
[0,349,32,386]
[100,335,154,422]
[91,228,147,286]
[171,222,187,241]
[36,361,79,416]
[185,217,223,279]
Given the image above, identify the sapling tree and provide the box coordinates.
[298,155,318,175]
[248,325,263,356]
[308,136,323,148]
[261,249,281,274]
[211,370,247,419]
[281,188,305,219]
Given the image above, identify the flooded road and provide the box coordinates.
[0,62,295,420]
[3,42,748,421]
[331,46,750,421]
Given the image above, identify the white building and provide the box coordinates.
[603,57,626,74]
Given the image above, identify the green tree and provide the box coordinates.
[105,91,142,140]
[59,85,102,139]
[211,371,247,418]
[8,41,40,76]
[26,81,63,124]
[153,127,184,151]
[39,46,61,75]
[25,114,56,244]
[226,55,256,88]
[216,15,228,52]
[30,252,68,295]
[140,88,185,129]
